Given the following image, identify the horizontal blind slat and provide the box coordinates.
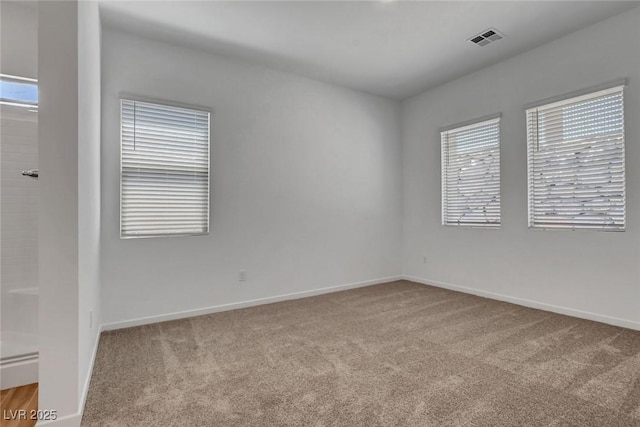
[527,87,625,230]
[442,118,501,227]
[121,99,210,238]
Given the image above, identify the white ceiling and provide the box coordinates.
[99,1,639,100]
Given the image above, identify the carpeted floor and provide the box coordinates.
[82,280,640,426]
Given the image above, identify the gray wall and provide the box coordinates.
[100,28,403,326]
[0,1,39,358]
[402,8,640,327]
[38,0,79,417]
[0,111,38,359]
[78,0,102,413]
[0,1,37,78]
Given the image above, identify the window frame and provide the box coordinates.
[0,73,38,109]
[440,114,502,228]
[525,83,626,231]
[119,96,212,239]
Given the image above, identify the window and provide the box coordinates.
[441,116,501,227]
[120,99,210,238]
[0,74,38,109]
[526,85,625,230]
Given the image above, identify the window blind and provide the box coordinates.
[120,99,210,238]
[526,86,625,230]
[441,117,501,227]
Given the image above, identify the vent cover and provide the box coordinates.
[469,28,504,47]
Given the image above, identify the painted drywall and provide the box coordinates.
[78,0,101,413]
[0,110,39,360]
[38,0,80,419]
[0,1,39,365]
[100,28,402,325]
[402,7,640,326]
[0,1,37,78]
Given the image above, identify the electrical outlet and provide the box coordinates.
[423,255,428,264]
[239,270,247,281]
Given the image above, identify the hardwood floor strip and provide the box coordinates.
[0,383,38,427]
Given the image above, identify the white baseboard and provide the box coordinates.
[404,275,640,331]
[79,325,103,418]
[0,354,38,390]
[102,275,403,331]
[36,325,102,427]
[36,412,81,427]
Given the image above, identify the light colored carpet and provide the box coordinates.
[82,280,640,426]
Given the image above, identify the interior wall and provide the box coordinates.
[0,1,39,361]
[77,0,102,412]
[38,0,79,418]
[100,28,402,326]
[402,8,640,327]
[0,1,37,78]
[0,110,38,361]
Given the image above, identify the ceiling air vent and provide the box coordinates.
[469,28,504,47]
